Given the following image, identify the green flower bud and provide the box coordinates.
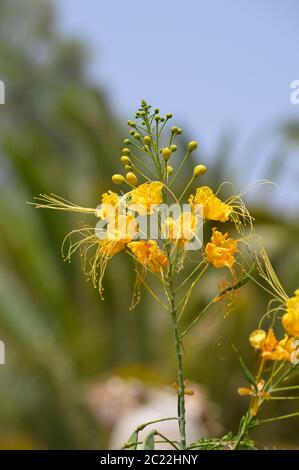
[122,148,131,155]
[170,144,177,152]
[126,172,139,186]
[123,139,131,145]
[188,141,198,152]
[167,165,173,175]
[193,164,207,177]
[112,174,125,185]
[171,126,179,134]
[162,147,172,161]
[144,135,151,145]
[166,113,173,119]
[120,156,131,165]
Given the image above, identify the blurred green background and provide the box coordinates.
[0,0,299,449]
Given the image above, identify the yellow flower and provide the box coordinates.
[282,289,299,337]
[188,186,232,222]
[104,214,137,245]
[238,380,270,415]
[101,214,135,253]
[99,238,127,257]
[249,328,292,361]
[163,212,197,245]
[128,240,168,272]
[205,228,238,269]
[129,181,163,215]
[97,190,119,220]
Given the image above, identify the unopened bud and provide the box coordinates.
[167,165,173,175]
[170,144,177,152]
[188,141,198,152]
[121,156,131,165]
[112,174,125,185]
[144,135,151,145]
[162,147,172,161]
[126,172,139,186]
[193,164,207,177]
[122,148,131,156]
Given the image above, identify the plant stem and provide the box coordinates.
[169,280,187,449]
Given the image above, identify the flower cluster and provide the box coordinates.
[33,101,249,303]
[238,251,299,417]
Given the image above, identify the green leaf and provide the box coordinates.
[142,431,155,450]
[239,356,257,389]
[125,430,139,450]
[218,264,255,298]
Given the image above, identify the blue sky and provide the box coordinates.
[55,0,299,212]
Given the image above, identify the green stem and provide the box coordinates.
[169,282,187,449]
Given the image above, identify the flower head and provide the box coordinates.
[282,289,299,337]
[205,228,238,269]
[129,182,163,215]
[189,186,232,222]
[128,240,167,273]
[97,190,119,220]
[249,328,292,362]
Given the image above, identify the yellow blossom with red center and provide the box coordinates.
[127,240,168,272]
[205,228,238,269]
[188,186,232,222]
[249,328,292,361]
[282,289,299,338]
[129,182,163,215]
